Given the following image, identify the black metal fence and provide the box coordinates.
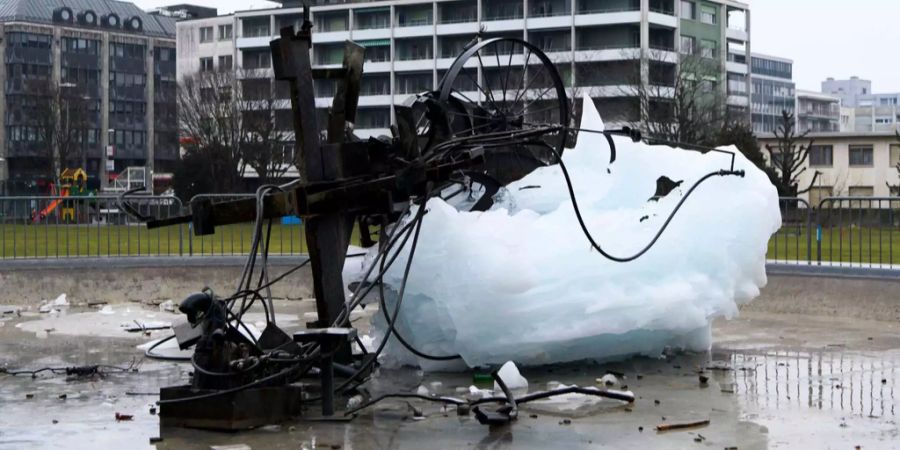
[768,197,900,268]
[1,194,899,268]
[0,194,306,258]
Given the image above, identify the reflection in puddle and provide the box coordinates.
[717,350,897,418]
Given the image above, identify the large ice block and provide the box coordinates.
[362,95,781,370]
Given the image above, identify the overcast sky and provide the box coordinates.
[133,0,900,93]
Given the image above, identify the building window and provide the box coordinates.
[700,6,717,24]
[199,57,213,72]
[809,145,833,167]
[680,35,695,55]
[700,39,716,59]
[889,144,900,167]
[848,145,874,167]
[681,1,695,20]
[848,186,874,207]
[218,55,233,70]
[199,26,214,43]
[243,50,271,69]
[218,24,233,40]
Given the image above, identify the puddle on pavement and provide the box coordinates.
[1,311,898,449]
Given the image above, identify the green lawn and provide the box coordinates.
[0,222,322,258]
[768,225,900,266]
[3,220,899,264]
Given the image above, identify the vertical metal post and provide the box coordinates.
[271,13,359,337]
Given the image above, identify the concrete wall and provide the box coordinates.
[0,257,314,306]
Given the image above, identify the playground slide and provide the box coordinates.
[33,190,69,223]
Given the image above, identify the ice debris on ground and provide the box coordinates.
[362,95,781,370]
[494,361,528,393]
[598,374,618,387]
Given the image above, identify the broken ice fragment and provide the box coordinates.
[598,374,618,387]
[494,361,528,393]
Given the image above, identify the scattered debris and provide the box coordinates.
[656,419,710,432]
[149,437,164,444]
[115,412,133,421]
[654,399,660,405]
[25,393,33,399]
[99,305,115,315]
[149,406,157,415]
[210,445,251,450]
[638,426,643,432]
[158,300,177,313]
[52,420,58,424]
[559,419,572,425]
[699,373,710,386]
[58,394,67,400]
[529,414,538,419]
[598,374,618,387]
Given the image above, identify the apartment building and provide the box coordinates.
[749,53,794,135]
[176,0,751,143]
[796,90,840,133]
[759,132,900,205]
[0,0,177,195]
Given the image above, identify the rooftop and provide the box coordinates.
[0,0,175,38]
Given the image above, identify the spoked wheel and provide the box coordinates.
[436,37,569,184]
[405,91,473,152]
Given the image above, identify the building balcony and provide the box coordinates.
[436,22,480,35]
[353,28,391,41]
[726,61,748,75]
[726,28,748,42]
[480,18,526,32]
[527,15,573,29]
[647,11,677,28]
[727,95,749,107]
[574,11,642,27]
[394,25,434,39]
[395,59,434,72]
[312,30,351,43]
[235,36,273,49]
[574,47,641,62]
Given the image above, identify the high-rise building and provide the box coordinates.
[176,0,751,143]
[822,76,871,108]
[0,0,177,195]
[822,77,899,133]
[749,53,794,135]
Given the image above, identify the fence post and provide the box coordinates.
[806,201,812,265]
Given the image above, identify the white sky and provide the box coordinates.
[133,0,900,93]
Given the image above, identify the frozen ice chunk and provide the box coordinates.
[364,95,781,369]
[494,361,528,393]
[53,294,69,306]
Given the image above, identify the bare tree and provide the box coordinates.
[240,76,291,186]
[765,110,821,197]
[28,79,92,184]
[175,69,293,196]
[621,50,727,146]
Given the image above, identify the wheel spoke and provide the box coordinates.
[502,47,515,112]
[474,50,501,112]
[510,49,532,110]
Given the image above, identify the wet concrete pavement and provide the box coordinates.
[0,302,898,450]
